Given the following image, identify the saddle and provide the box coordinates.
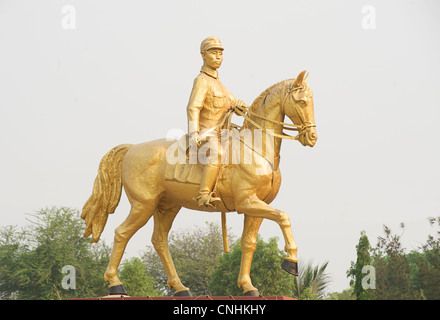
[164,134,226,185]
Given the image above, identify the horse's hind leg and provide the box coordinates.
[104,200,156,293]
[151,204,190,296]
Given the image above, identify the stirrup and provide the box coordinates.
[196,192,221,208]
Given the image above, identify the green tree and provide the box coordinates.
[119,257,159,297]
[0,207,110,299]
[142,222,233,296]
[208,237,244,296]
[370,224,423,300]
[326,284,355,300]
[347,230,372,300]
[407,217,440,299]
[347,219,440,300]
[297,287,319,300]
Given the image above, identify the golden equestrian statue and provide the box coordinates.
[81,36,317,297]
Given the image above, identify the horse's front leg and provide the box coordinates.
[236,194,298,275]
[237,215,263,296]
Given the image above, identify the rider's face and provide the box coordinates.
[202,49,223,70]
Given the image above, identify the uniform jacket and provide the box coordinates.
[187,65,237,135]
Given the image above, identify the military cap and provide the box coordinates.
[200,37,224,53]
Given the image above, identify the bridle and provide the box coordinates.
[233,86,316,141]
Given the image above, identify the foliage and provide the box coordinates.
[0,207,335,300]
[370,224,423,300]
[347,230,372,300]
[0,207,111,300]
[344,218,440,300]
[119,257,160,297]
[208,239,243,296]
[326,284,355,300]
[297,287,319,300]
[292,260,331,300]
[407,217,440,300]
[142,222,234,296]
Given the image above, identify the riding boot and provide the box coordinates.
[197,163,222,207]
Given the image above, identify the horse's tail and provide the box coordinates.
[81,144,132,243]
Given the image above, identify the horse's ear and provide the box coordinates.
[304,72,309,84]
[294,70,306,87]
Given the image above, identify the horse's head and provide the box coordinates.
[283,70,317,147]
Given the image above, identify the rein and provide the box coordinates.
[234,103,315,141]
[197,86,315,142]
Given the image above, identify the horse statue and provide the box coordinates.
[81,70,317,297]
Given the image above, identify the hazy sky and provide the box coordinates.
[1,0,439,293]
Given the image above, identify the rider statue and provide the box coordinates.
[187,36,246,207]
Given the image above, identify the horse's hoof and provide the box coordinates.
[174,289,192,297]
[109,284,128,296]
[281,259,298,276]
[243,289,260,297]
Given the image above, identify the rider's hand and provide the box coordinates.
[189,132,200,147]
[235,100,247,110]
[234,100,247,114]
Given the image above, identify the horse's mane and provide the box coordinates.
[250,78,313,113]
[249,79,294,111]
